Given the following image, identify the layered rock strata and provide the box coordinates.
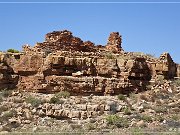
[0,30,178,95]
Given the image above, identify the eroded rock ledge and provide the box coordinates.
[0,30,179,94]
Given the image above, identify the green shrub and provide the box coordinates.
[0,105,8,115]
[50,96,64,104]
[117,94,126,101]
[106,115,129,128]
[171,114,180,121]
[7,49,19,53]
[123,107,132,115]
[0,109,17,122]
[49,91,69,104]
[55,91,70,98]
[2,111,13,118]
[153,106,167,113]
[131,127,144,135]
[25,96,42,107]
[86,123,95,131]
[0,89,12,97]
[141,115,152,122]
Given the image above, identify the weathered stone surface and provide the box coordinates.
[0,30,178,95]
[0,53,19,89]
[33,30,97,52]
[148,52,176,79]
[177,64,180,77]
[105,32,123,53]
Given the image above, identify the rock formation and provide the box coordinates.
[33,30,97,52]
[177,64,180,77]
[105,32,123,53]
[0,30,178,95]
[0,52,19,89]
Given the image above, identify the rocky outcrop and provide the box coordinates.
[32,30,97,53]
[0,30,178,95]
[148,52,177,80]
[105,32,123,53]
[13,51,151,94]
[0,53,19,89]
[177,64,180,77]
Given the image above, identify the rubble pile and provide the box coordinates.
[1,79,180,133]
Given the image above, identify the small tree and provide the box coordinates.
[7,49,19,53]
[106,114,129,128]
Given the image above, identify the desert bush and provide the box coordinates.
[2,111,13,118]
[49,96,64,104]
[131,127,144,135]
[49,91,69,104]
[171,114,180,121]
[86,123,95,131]
[140,114,152,122]
[7,49,19,53]
[117,94,126,101]
[55,91,70,98]
[142,103,151,110]
[0,105,9,115]
[25,96,42,107]
[0,109,17,122]
[106,114,129,128]
[123,107,132,115]
[0,89,12,97]
[153,106,167,113]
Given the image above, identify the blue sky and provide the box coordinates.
[0,0,180,63]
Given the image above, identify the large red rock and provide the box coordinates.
[0,30,178,95]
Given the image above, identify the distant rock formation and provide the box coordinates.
[0,30,179,95]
